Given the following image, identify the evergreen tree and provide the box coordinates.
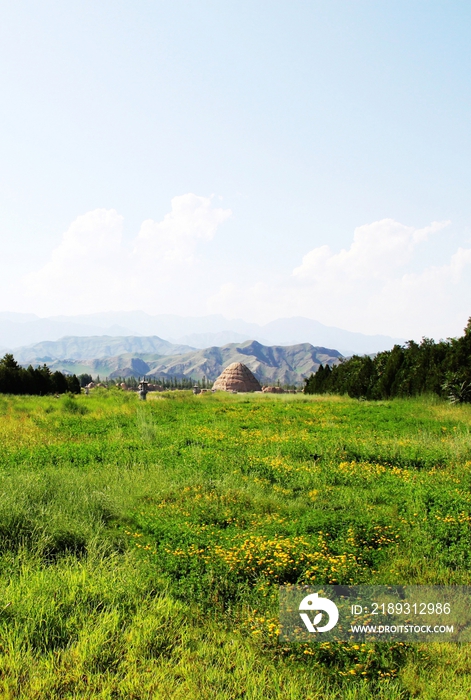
[315,320,471,403]
[0,354,77,396]
[67,375,81,394]
[78,373,93,387]
[52,371,69,394]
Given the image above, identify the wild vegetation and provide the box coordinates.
[0,389,470,698]
[304,319,471,403]
[0,354,80,395]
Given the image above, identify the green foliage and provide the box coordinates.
[0,354,80,396]
[442,374,471,404]
[61,394,89,415]
[66,374,81,394]
[0,392,470,696]
[78,373,93,387]
[305,318,471,402]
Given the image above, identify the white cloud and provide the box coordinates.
[134,193,231,264]
[22,209,126,314]
[18,207,471,340]
[293,219,448,282]
[207,218,471,339]
[369,245,471,337]
[21,194,231,315]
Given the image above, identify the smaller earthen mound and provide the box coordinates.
[262,386,285,394]
[212,362,262,393]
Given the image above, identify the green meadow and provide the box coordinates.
[0,389,471,699]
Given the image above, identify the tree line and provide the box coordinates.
[0,354,80,395]
[109,375,213,390]
[304,318,471,403]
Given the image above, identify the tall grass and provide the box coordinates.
[0,390,469,697]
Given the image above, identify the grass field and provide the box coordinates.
[0,389,470,698]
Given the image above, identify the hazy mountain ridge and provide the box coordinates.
[35,354,162,379]
[12,336,195,363]
[0,313,132,348]
[174,330,265,348]
[0,311,404,355]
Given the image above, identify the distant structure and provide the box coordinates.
[212,362,262,393]
[148,384,164,392]
[138,378,149,400]
[262,386,284,393]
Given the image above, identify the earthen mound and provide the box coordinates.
[212,362,261,392]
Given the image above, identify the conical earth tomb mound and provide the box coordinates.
[212,362,262,392]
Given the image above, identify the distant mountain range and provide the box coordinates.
[0,312,131,349]
[12,337,343,385]
[0,311,404,355]
[13,335,194,363]
[143,340,342,385]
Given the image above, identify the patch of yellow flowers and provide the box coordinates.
[166,532,362,585]
[337,460,412,482]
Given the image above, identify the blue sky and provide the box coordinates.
[1,1,471,339]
